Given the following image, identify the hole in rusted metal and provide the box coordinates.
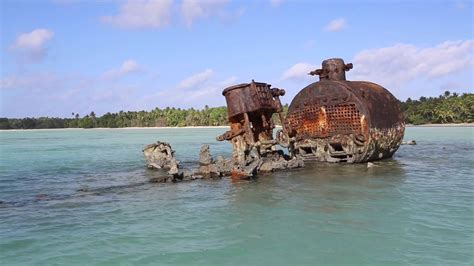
[331,154,348,163]
[330,143,344,152]
[301,147,313,155]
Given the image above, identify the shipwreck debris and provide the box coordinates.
[367,162,379,168]
[217,80,304,177]
[402,140,417,145]
[284,58,405,163]
[143,58,406,182]
[195,144,224,178]
[143,141,182,182]
[143,143,233,182]
[216,80,286,161]
[143,141,179,171]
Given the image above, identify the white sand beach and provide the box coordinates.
[1,124,473,132]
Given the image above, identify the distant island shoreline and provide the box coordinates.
[1,92,472,130]
[406,123,473,127]
[1,123,473,132]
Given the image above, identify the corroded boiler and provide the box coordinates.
[217,80,285,164]
[285,58,405,163]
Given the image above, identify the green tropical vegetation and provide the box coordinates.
[401,91,473,124]
[0,92,472,129]
[0,105,229,129]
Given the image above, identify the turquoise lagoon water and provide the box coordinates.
[0,127,473,265]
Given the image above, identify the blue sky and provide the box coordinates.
[1,0,472,118]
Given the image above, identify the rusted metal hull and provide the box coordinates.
[218,58,405,167]
[286,77,405,163]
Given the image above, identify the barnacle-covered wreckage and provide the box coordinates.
[143,58,405,182]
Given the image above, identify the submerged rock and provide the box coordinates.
[402,140,417,145]
[195,144,222,178]
[215,156,233,176]
[149,175,173,183]
[286,157,305,169]
[196,164,220,178]
[180,169,194,181]
[167,158,180,175]
[258,151,304,173]
[77,186,89,192]
[367,162,379,168]
[144,141,305,182]
[143,141,180,170]
[199,144,213,165]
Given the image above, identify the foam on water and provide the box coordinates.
[0,127,473,265]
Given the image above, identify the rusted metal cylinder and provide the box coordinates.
[217,80,288,177]
[222,80,284,121]
[286,58,405,163]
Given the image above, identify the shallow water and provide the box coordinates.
[0,127,473,265]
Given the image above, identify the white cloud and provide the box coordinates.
[102,0,173,29]
[11,28,54,62]
[1,72,62,90]
[121,60,140,73]
[181,0,229,26]
[103,59,141,80]
[350,40,474,88]
[280,62,317,81]
[13,29,54,50]
[324,18,346,32]
[90,85,135,103]
[0,69,144,117]
[141,70,235,109]
[440,81,463,92]
[177,69,214,89]
[102,0,241,29]
[182,75,236,103]
[270,0,283,7]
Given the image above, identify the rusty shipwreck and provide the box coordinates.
[285,58,405,163]
[143,58,405,180]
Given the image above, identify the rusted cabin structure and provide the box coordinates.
[217,81,286,163]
